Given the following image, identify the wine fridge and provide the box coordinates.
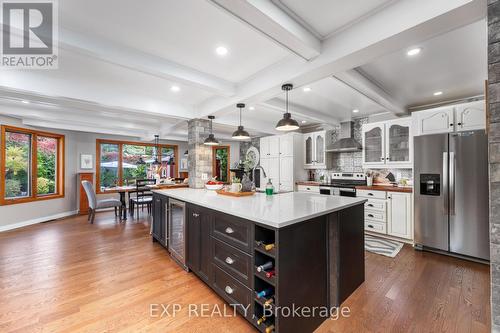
[168,198,188,270]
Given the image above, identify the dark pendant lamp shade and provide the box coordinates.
[204,116,220,146]
[276,83,300,131]
[232,103,250,140]
[152,134,161,165]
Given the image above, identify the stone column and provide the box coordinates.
[187,119,213,188]
[489,2,500,331]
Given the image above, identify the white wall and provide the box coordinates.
[0,115,241,231]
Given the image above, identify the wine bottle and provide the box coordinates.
[264,297,274,306]
[265,270,275,278]
[264,243,275,251]
[265,324,275,333]
[257,261,273,272]
[256,315,267,325]
[256,288,273,299]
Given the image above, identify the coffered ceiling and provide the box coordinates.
[0,0,487,141]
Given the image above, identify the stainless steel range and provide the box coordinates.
[319,173,366,197]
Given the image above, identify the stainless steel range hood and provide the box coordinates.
[326,121,362,153]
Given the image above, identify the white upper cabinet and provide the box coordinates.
[413,100,485,136]
[414,106,454,135]
[303,130,327,169]
[279,134,294,157]
[260,136,270,157]
[362,118,412,169]
[455,100,485,131]
[260,136,280,158]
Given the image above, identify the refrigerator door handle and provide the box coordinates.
[449,152,455,216]
[443,152,449,214]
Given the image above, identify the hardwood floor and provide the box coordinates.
[0,212,490,333]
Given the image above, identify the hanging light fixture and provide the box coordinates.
[152,134,161,165]
[275,83,300,131]
[232,103,250,140]
[204,116,219,146]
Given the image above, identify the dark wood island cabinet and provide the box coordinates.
[152,189,366,333]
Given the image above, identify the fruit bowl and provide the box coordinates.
[205,183,224,190]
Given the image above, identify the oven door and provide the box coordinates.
[338,187,356,197]
[319,187,332,195]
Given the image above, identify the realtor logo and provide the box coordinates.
[1,0,58,68]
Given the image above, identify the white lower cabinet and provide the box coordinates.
[358,190,413,241]
[297,185,320,193]
[387,192,412,240]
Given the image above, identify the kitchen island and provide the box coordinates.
[151,189,366,333]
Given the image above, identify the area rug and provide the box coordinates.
[365,234,404,258]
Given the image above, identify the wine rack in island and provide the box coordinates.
[253,225,277,333]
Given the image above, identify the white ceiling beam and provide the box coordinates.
[57,29,235,97]
[334,69,407,115]
[209,0,321,60]
[199,0,485,118]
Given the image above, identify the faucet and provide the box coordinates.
[252,165,267,189]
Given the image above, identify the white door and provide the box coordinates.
[260,137,270,158]
[268,136,280,158]
[415,107,454,135]
[313,131,326,169]
[267,157,280,190]
[279,156,294,192]
[362,123,385,165]
[279,134,294,157]
[385,118,412,167]
[303,133,315,168]
[455,101,485,131]
[387,192,412,240]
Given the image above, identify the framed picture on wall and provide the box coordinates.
[80,154,93,169]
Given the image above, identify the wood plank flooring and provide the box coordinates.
[0,212,490,333]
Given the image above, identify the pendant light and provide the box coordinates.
[232,103,250,140]
[275,83,300,131]
[204,116,220,146]
[152,134,161,166]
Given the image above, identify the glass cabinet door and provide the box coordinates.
[315,133,324,164]
[364,126,384,163]
[387,123,410,162]
[304,135,313,165]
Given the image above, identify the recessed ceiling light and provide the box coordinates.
[407,48,421,56]
[352,109,359,113]
[303,87,311,92]
[171,86,180,92]
[21,100,30,104]
[249,106,255,110]
[301,120,307,124]
[215,46,228,56]
[433,91,443,96]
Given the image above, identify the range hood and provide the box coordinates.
[326,121,362,153]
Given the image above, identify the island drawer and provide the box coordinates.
[357,189,386,199]
[365,221,386,234]
[365,210,386,223]
[213,237,252,288]
[364,199,386,212]
[212,264,252,316]
[212,213,252,253]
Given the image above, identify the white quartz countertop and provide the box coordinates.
[153,188,366,228]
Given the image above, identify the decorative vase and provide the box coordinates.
[241,173,254,192]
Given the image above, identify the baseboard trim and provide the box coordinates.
[0,210,78,232]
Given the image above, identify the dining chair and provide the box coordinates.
[82,180,123,224]
[130,179,155,218]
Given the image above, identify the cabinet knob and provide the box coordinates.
[457,122,462,126]
[368,204,374,207]
[368,193,374,196]
[224,286,234,295]
[380,157,384,161]
[368,214,374,218]
[225,257,235,265]
[192,213,199,217]
[225,227,234,234]
[450,123,454,127]
[368,224,374,228]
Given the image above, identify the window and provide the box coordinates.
[1,125,65,205]
[96,139,178,192]
[212,146,230,183]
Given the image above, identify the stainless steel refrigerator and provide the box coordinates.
[414,130,489,261]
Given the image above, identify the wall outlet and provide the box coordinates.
[202,173,208,180]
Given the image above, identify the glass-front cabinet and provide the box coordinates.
[303,130,327,169]
[304,133,314,167]
[362,118,412,168]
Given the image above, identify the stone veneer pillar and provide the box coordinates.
[187,119,213,188]
[489,1,500,331]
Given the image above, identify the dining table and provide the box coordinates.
[102,183,189,220]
